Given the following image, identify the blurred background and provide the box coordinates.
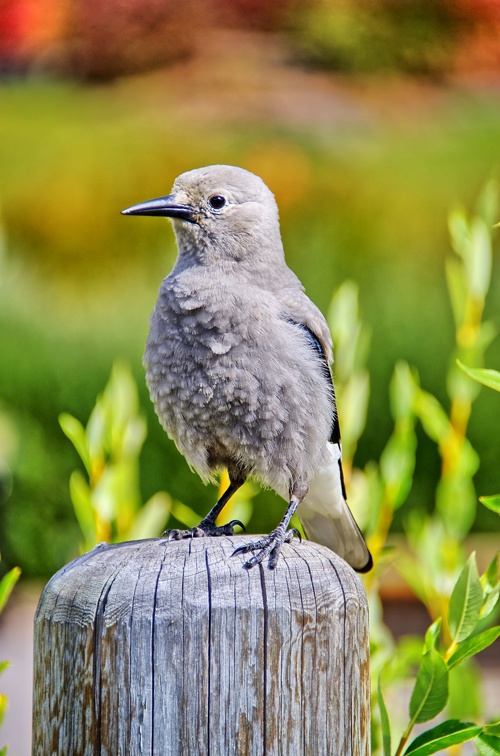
[1,0,500,753]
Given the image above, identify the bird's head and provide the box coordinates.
[121,165,284,266]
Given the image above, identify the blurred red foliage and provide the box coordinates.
[0,0,499,79]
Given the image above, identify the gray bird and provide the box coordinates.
[122,165,372,572]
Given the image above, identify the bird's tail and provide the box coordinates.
[299,443,373,572]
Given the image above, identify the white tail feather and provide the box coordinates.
[299,444,372,572]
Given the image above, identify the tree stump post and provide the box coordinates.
[32,536,370,755]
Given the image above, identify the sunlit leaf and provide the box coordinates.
[466,217,492,299]
[445,257,467,329]
[59,412,90,474]
[69,470,96,549]
[475,732,500,756]
[424,618,442,652]
[448,552,483,643]
[377,674,391,756]
[403,719,482,755]
[457,361,500,393]
[413,389,450,444]
[127,493,171,541]
[448,206,470,260]
[389,360,417,421]
[480,495,500,515]
[380,430,417,510]
[447,626,500,670]
[482,553,499,591]
[409,649,448,723]
[475,179,499,228]
[484,721,500,737]
[0,692,7,730]
[170,500,200,529]
[479,554,500,619]
[0,566,21,614]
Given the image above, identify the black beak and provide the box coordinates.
[121,194,196,223]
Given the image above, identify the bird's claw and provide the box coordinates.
[231,527,300,569]
[162,519,245,541]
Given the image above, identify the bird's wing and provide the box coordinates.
[285,304,372,572]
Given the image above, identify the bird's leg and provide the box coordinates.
[164,473,247,541]
[232,479,308,569]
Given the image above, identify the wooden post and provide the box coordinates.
[32,536,370,755]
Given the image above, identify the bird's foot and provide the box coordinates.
[163,518,245,541]
[231,528,301,569]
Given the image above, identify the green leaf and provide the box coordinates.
[390,361,417,421]
[170,500,200,529]
[0,661,10,675]
[448,552,483,643]
[482,553,499,591]
[445,257,467,329]
[457,361,500,393]
[480,495,500,515]
[409,649,449,724]
[126,492,171,541]
[0,692,7,730]
[377,674,391,756]
[0,566,21,615]
[59,412,91,474]
[475,178,499,228]
[468,217,492,299]
[447,626,500,670]
[69,470,96,548]
[484,722,500,737]
[480,555,500,618]
[424,618,442,652]
[403,719,483,755]
[475,733,500,756]
[413,389,450,445]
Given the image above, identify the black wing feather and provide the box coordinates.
[287,319,341,445]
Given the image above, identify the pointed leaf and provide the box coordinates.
[447,626,500,670]
[424,618,442,652]
[484,722,500,736]
[475,733,500,756]
[481,553,499,591]
[69,470,96,548]
[403,719,482,755]
[59,412,91,474]
[467,217,492,299]
[457,362,500,393]
[377,674,391,756]
[480,495,500,515]
[0,566,21,614]
[448,552,483,643]
[409,649,449,723]
[0,692,7,729]
[170,500,200,529]
[126,493,171,541]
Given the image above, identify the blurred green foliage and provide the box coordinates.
[293,0,460,76]
[0,78,500,576]
[0,555,20,756]
[326,192,500,754]
[59,362,170,551]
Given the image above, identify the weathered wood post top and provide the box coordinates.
[33,536,370,755]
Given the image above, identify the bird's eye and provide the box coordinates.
[209,195,226,210]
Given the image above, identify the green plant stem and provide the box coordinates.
[394,719,415,756]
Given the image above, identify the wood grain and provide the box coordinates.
[32,536,370,755]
